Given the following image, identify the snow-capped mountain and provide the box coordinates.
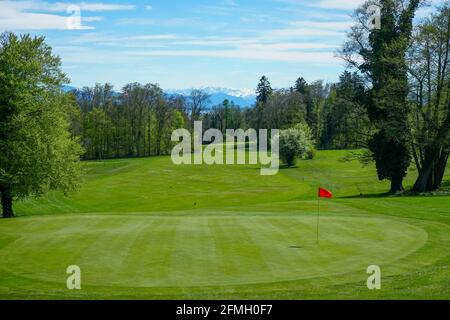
[166,87,256,108]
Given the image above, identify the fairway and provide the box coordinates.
[1,150,449,299]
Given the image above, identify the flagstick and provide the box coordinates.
[316,195,320,245]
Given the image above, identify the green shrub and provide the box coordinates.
[279,123,315,167]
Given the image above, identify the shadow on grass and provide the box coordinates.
[340,188,450,200]
[279,165,299,170]
[248,164,299,170]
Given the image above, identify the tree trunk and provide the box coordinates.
[413,150,435,193]
[413,106,449,193]
[390,177,405,194]
[433,151,449,190]
[1,188,14,218]
[148,113,152,156]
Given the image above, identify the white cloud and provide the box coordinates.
[53,34,341,66]
[57,28,341,64]
[130,34,177,40]
[221,0,238,6]
[290,20,353,30]
[35,1,136,12]
[0,0,134,31]
[265,19,352,38]
[244,42,338,50]
[116,18,155,26]
[82,16,103,22]
[0,12,93,30]
[266,28,344,38]
[311,0,365,10]
[122,47,339,64]
[195,0,239,16]
[74,2,135,11]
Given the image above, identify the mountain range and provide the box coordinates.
[166,87,256,108]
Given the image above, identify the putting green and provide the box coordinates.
[0,214,427,288]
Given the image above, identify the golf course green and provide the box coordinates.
[0,150,449,299]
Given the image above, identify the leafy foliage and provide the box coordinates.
[72,83,186,159]
[279,123,315,167]
[320,71,371,149]
[0,32,83,217]
[342,0,421,192]
[407,4,450,192]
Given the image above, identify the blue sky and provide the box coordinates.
[0,0,441,91]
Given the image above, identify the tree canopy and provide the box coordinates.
[0,32,83,218]
[342,0,422,193]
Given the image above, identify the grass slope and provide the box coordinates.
[0,150,449,299]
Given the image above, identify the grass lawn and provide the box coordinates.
[0,150,449,299]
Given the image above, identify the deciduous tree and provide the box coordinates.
[0,32,83,218]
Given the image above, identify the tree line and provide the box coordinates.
[69,83,184,159]
[72,72,370,162]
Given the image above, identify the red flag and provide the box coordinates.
[318,187,332,198]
